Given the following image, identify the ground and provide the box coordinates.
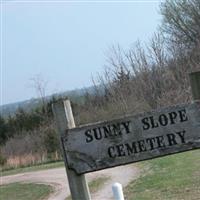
[1,164,140,200]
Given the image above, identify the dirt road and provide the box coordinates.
[1,164,139,200]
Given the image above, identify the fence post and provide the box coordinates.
[52,100,91,200]
[189,71,200,101]
[112,182,125,200]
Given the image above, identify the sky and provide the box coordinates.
[1,0,162,105]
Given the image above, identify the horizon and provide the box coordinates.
[0,84,93,107]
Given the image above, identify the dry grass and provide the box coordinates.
[2,151,61,170]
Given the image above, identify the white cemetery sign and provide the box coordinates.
[62,101,200,174]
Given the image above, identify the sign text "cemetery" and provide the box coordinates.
[62,102,200,174]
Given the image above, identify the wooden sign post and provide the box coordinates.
[190,71,200,101]
[52,100,91,200]
[52,71,200,199]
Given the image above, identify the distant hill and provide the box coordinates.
[0,98,41,117]
[0,86,103,117]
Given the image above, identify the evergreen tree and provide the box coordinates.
[0,115,7,145]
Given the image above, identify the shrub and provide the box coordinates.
[0,152,6,166]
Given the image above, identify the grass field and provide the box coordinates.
[2,150,200,200]
[0,182,53,200]
[1,161,64,177]
[125,149,200,200]
[89,176,110,193]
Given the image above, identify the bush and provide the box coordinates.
[0,152,6,166]
[42,126,60,156]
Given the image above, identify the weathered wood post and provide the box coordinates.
[189,71,200,101]
[52,100,91,200]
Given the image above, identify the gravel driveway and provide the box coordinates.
[1,164,140,200]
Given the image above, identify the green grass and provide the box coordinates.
[66,176,110,200]
[125,150,200,200]
[1,161,64,177]
[0,182,53,200]
[89,176,110,193]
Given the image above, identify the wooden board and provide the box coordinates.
[62,101,200,174]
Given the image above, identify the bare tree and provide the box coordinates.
[30,74,48,114]
[160,0,200,50]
